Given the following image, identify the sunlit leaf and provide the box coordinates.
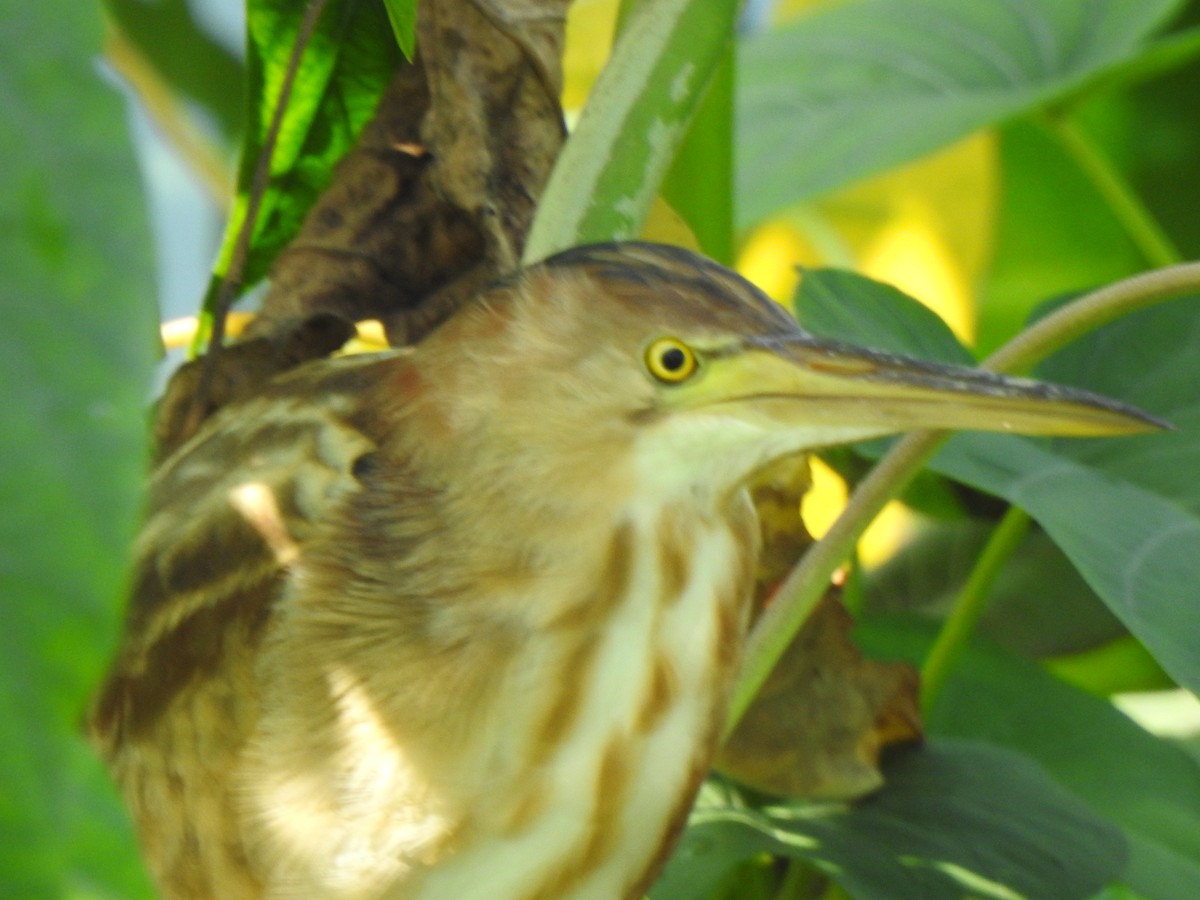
[217,0,400,289]
[738,0,1187,225]
[656,740,1125,899]
[858,618,1200,899]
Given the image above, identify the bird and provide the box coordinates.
[88,242,1159,899]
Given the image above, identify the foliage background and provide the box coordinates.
[4,0,1200,897]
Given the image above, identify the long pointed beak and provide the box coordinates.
[681,334,1167,444]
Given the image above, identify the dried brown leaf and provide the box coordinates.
[720,458,923,800]
[719,594,922,800]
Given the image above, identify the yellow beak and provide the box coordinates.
[678,335,1165,444]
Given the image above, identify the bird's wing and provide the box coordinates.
[89,353,394,752]
[86,352,397,896]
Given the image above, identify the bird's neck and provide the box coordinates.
[400,492,760,899]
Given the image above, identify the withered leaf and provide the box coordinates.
[718,594,922,800]
[719,457,923,800]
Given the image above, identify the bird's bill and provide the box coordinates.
[683,335,1167,441]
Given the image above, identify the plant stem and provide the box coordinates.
[983,261,1200,373]
[920,506,1031,711]
[774,859,823,899]
[726,261,1200,736]
[1040,111,1182,268]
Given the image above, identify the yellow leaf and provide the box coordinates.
[639,196,702,252]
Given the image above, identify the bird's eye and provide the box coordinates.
[644,337,698,383]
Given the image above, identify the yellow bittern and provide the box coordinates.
[89,243,1157,899]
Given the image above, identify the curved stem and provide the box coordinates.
[983,261,1200,373]
[1039,111,1182,269]
[726,261,1200,736]
[920,506,1031,711]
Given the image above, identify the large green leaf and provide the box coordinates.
[655,740,1125,900]
[1,3,157,897]
[524,0,739,262]
[935,297,1200,692]
[216,0,400,289]
[795,268,974,365]
[979,116,1143,354]
[865,521,1130,661]
[858,618,1200,899]
[737,0,1187,226]
[795,269,1200,695]
[931,431,1200,695]
[799,270,1129,662]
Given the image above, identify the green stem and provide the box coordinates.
[726,261,1200,737]
[984,261,1200,373]
[920,506,1031,711]
[1039,111,1182,269]
[774,859,824,899]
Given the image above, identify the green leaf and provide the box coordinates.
[655,740,1125,900]
[866,521,1130,661]
[737,0,1187,226]
[930,431,1200,695]
[523,0,739,263]
[857,618,1200,899]
[795,268,975,365]
[789,268,1200,697]
[980,116,1143,353]
[217,0,400,290]
[935,285,1200,691]
[661,45,734,264]
[1,2,157,897]
[382,0,418,60]
[1047,635,1172,697]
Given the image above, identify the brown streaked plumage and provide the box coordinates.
[89,242,1162,899]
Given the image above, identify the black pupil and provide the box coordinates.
[660,346,687,372]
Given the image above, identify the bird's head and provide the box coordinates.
[406,242,1161,508]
